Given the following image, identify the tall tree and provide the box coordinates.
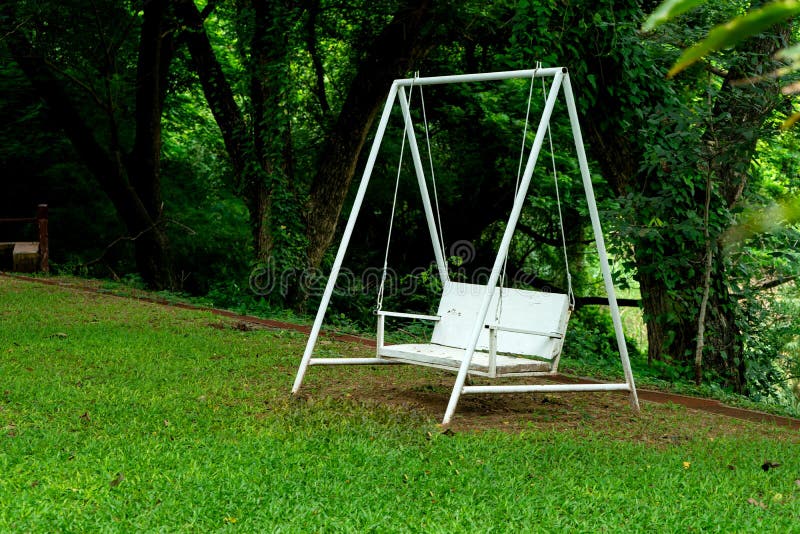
[174,0,437,294]
[576,2,790,390]
[2,0,177,289]
[173,0,295,265]
[304,0,434,269]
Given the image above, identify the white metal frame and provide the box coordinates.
[291,68,639,425]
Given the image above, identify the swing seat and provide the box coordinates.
[377,281,571,377]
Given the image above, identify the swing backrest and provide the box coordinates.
[431,281,570,360]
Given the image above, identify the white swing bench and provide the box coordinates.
[293,67,639,425]
[376,281,570,377]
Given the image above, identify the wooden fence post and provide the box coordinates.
[37,204,49,273]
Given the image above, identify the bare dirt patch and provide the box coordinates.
[295,342,800,442]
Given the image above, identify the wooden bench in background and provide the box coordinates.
[0,204,49,273]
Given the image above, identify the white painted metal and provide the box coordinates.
[395,68,564,87]
[398,86,449,285]
[376,310,440,358]
[485,324,565,337]
[441,69,567,424]
[429,282,568,359]
[488,329,498,378]
[463,383,631,394]
[309,358,400,365]
[291,83,400,394]
[376,310,441,321]
[377,344,552,376]
[375,311,385,357]
[292,67,640,426]
[562,73,640,411]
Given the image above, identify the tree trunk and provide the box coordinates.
[175,0,286,263]
[128,0,176,288]
[248,0,296,262]
[305,0,433,270]
[3,2,176,289]
[174,0,257,186]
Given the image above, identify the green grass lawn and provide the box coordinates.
[1,277,798,532]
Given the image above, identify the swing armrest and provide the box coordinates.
[376,310,441,322]
[375,311,440,355]
[484,323,564,339]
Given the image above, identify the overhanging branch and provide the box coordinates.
[575,296,640,308]
[753,275,797,291]
[516,222,592,247]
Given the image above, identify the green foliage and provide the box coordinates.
[666,1,800,77]
[642,0,711,32]
[160,89,253,294]
[738,290,800,412]
[639,0,800,397]
[562,306,644,366]
[566,0,798,395]
[0,2,135,273]
[644,0,800,123]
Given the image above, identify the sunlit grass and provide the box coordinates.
[1,277,798,531]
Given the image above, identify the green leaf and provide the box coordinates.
[642,0,708,32]
[781,110,800,130]
[668,0,800,78]
[774,43,800,62]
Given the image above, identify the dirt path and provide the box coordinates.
[4,272,799,431]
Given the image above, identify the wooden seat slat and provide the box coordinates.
[378,343,552,376]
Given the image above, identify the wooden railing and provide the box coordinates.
[0,204,49,273]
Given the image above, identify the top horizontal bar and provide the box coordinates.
[394,67,566,87]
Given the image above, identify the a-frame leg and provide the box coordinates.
[397,85,449,285]
[441,69,639,424]
[562,73,640,411]
[292,83,400,394]
[442,69,567,425]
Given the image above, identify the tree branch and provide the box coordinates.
[694,170,714,385]
[79,216,194,270]
[200,0,221,20]
[703,61,728,79]
[753,275,797,291]
[304,0,330,115]
[40,59,108,111]
[305,0,435,269]
[516,222,592,247]
[174,0,256,188]
[574,296,641,308]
